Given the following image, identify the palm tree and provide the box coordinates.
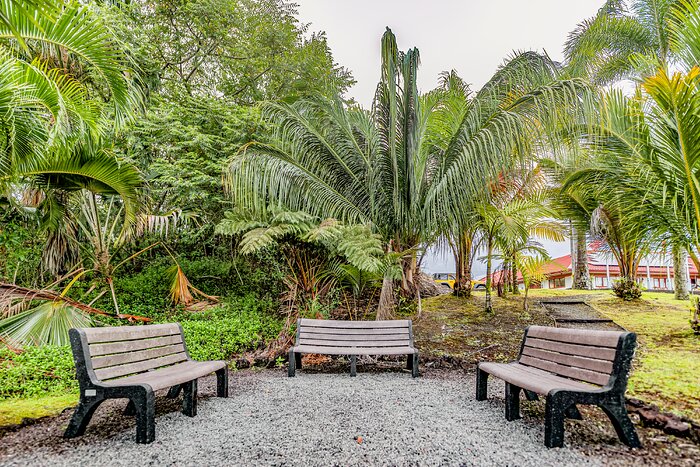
[1,0,143,276]
[564,0,685,84]
[226,29,583,317]
[564,0,700,297]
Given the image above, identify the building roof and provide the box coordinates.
[477,252,699,282]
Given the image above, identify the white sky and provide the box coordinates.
[295,0,606,275]
[296,0,605,107]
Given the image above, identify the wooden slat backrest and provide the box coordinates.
[519,326,625,387]
[80,324,188,382]
[296,319,413,349]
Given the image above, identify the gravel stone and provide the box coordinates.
[0,371,605,466]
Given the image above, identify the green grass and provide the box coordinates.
[0,393,78,427]
[586,292,700,420]
[419,289,700,422]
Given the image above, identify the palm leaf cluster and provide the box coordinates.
[226,28,585,314]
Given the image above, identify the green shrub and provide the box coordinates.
[174,296,282,361]
[0,346,77,399]
[612,278,643,301]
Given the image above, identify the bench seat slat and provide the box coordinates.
[522,346,614,374]
[95,352,188,381]
[84,323,181,344]
[299,318,410,329]
[91,344,185,370]
[299,332,409,342]
[526,326,621,348]
[524,337,616,361]
[298,327,410,336]
[298,338,411,347]
[519,355,610,386]
[89,334,183,357]
[102,360,226,391]
[293,345,416,356]
[478,362,599,394]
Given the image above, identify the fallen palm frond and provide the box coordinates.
[0,283,112,318]
[167,265,218,307]
[0,283,151,347]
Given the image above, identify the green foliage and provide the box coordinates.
[164,296,282,361]
[612,278,643,300]
[0,213,43,286]
[0,346,77,399]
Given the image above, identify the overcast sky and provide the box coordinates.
[295,0,606,275]
[296,0,605,107]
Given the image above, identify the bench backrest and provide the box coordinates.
[69,323,189,384]
[518,326,636,389]
[295,318,414,350]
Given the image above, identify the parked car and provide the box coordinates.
[432,273,486,290]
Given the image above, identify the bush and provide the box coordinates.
[612,278,643,301]
[174,295,282,361]
[0,346,77,399]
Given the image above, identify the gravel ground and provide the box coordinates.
[0,370,609,467]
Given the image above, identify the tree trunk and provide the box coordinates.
[511,259,520,295]
[376,273,395,320]
[453,231,473,298]
[572,226,591,289]
[523,287,529,312]
[673,244,690,300]
[485,236,493,313]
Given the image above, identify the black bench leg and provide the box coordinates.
[524,390,539,401]
[600,401,642,448]
[544,393,567,448]
[167,384,182,399]
[183,380,197,417]
[295,352,302,370]
[123,399,136,416]
[216,368,228,397]
[134,388,156,444]
[565,404,583,420]
[475,367,488,401]
[64,395,105,438]
[288,349,296,377]
[411,352,419,378]
[505,383,522,421]
[406,354,413,370]
[350,355,357,377]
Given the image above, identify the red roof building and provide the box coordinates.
[480,253,699,290]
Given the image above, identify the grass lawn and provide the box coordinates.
[417,289,700,421]
[0,393,78,427]
[581,290,700,421]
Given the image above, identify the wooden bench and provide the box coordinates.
[288,318,419,377]
[476,325,641,448]
[64,323,228,444]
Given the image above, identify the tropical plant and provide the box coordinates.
[564,0,689,84]
[226,29,584,317]
[216,206,385,307]
[518,254,550,312]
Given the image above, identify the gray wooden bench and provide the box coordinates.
[64,323,228,444]
[476,325,640,448]
[288,318,419,377]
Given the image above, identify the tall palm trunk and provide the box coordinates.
[673,244,690,300]
[453,231,473,297]
[377,274,395,320]
[511,259,520,294]
[485,235,494,313]
[572,226,591,289]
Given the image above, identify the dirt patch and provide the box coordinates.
[413,293,555,367]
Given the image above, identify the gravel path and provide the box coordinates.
[0,370,606,467]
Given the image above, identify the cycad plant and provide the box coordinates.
[226,29,583,317]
